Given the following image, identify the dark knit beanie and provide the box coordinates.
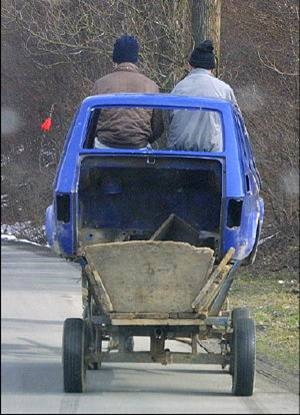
[189,39,216,69]
[112,35,139,64]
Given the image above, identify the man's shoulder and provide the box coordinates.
[210,76,237,103]
[135,72,159,89]
[211,76,233,91]
[178,71,232,90]
[96,71,158,88]
[91,73,111,92]
[94,71,117,84]
[171,76,190,92]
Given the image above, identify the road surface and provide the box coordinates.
[1,241,299,414]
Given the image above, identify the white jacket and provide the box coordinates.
[167,68,238,151]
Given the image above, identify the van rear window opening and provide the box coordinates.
[86,106,224,152]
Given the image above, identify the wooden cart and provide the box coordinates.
[62,214,255,396]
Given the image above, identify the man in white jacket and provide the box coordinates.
[167,39,239,152]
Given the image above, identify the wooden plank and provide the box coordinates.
[201,265,231,311]
[150,213,200,246]
[84,241,214,313]
[109,312,200,319]
[150,213,176,241]
[110,318,203,326]
[110,312,170,319]
[85,264,113,313]
[191,247,235,309]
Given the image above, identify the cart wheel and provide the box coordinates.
[229,308,251,375]
[231,307,251,327]
[232,317,256,396]
[63,318,87,393]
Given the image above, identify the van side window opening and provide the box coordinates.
[84,108,101,148]
[236,112,262,190]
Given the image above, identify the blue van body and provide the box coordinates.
[45,93,264,263]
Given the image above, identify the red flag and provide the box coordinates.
[41,104,54,132]
[40,117,52,132]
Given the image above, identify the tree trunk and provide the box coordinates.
[190,0,221,61]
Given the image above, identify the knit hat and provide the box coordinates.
[112,35,139,64]
[189,39,216,69]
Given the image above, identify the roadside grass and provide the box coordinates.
[228,270,299,376]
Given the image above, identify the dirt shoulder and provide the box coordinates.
[256,356,299,395]
[228,262,299,395]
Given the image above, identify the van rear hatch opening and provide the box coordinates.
[78,155,223,250]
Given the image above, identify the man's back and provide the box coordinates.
[91,35,163,149]
[172,68,237,103]
[167,40,239,152]
[92,63,158,95]
[92,63,160,149]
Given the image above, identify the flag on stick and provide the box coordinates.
[40,104,54,132]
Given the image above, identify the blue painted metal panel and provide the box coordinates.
[45,93,264,260]
[57,94,243,196]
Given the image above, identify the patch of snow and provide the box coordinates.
[1,221,48,247]
[1,233,50,247]
[1,234,17,241]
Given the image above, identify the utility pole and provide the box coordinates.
[190,0,221,62]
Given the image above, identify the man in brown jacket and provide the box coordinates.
[91,35,163,149]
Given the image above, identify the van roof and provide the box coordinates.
[81,92,235,112]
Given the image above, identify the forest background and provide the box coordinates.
[1,0,299,276]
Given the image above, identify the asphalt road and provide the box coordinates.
[1,241,299,414]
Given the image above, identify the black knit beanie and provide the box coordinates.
[189,39,216,69]
[112,35,139,64]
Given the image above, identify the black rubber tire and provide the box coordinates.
[232,317,256,396]
[63,318,87,393]
[231,307,251,328]
[229,308,251,375]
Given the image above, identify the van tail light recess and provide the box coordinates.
[227,199,243,228]
[56,194,70,223]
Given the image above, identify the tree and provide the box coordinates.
[190,0,221,61]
